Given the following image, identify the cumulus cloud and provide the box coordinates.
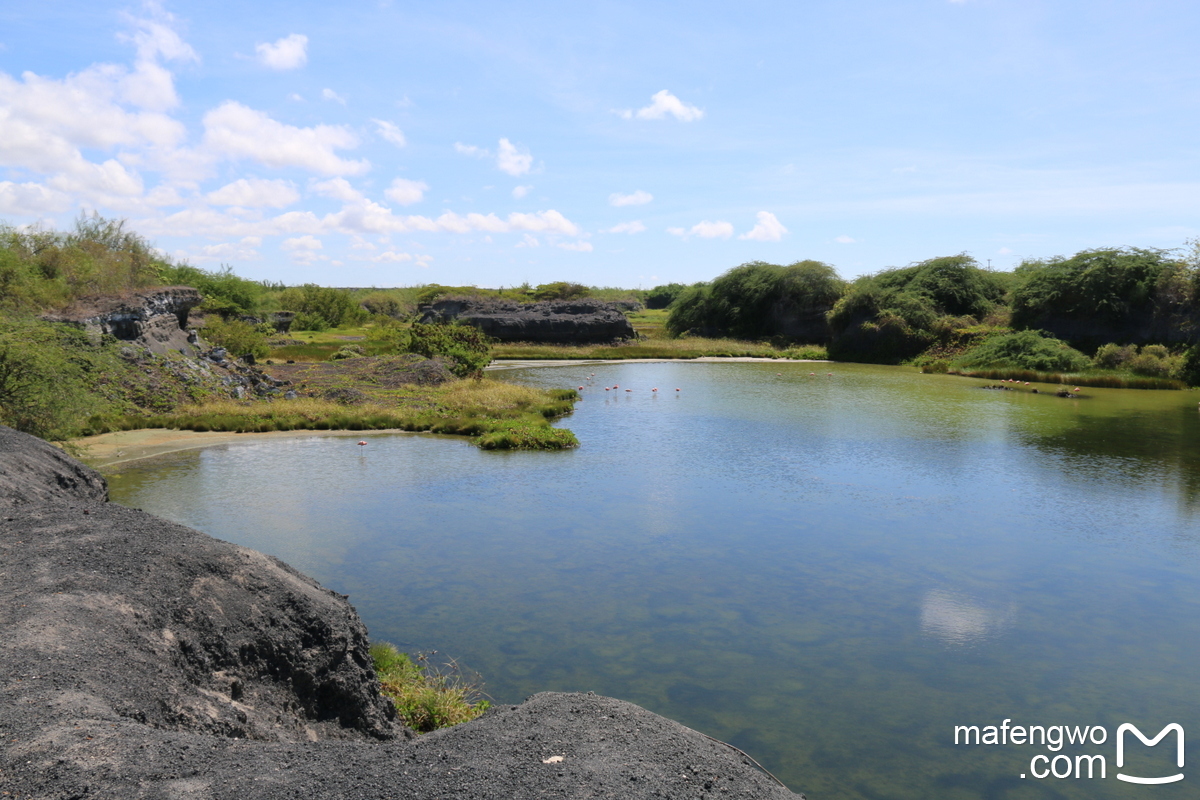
[373,119,406,147]
[384,177,428,206]
[496,138,533,176]
[516,234,539,248]
[183,236,262,263]
[206,178,299,208]
[310,177,365,203]
[512,185,532,199]
[456,140,533,176]
[321,88,345,104]
[604,221,646,234]
[835,235,856,244]
[0,181,71,215]
[609,190,652,207]
[620,90,704,122]
[282,234,324,263]
[256,34,308,70]
[738,211,787,242]
[558,240,593,252]
[202,102,369,175]
[669,220,733,239]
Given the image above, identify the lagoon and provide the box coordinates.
[105,362,1200,799]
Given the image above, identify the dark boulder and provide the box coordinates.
[0,425,108,507]
[419,298,635,344]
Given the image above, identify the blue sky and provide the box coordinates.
[2,1,1198,288]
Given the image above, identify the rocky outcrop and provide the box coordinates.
[0,426,803,799]
[43,286,203,355]
[419,298,636,344]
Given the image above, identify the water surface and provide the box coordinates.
[105,363,1200,799]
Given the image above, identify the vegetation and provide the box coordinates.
[125,377,580,450]
[667,260,844,340]
[952,330,1091,373]
[370,643,490,732]
[645,282,689,309]
[827,254,1007,363]
[201,317,272,361]
[406,323,493,377]
[279,284,370,330]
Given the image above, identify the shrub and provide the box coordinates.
[330,344,366,360]
[201,317,270,360]
[1093,343,1136,369]
[666,260,844,340]
[279,284,368,329]
[954,330,1090,372]
[645,283,688,309]
[407,323,493,377]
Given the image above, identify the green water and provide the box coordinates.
[105,362,1200,799]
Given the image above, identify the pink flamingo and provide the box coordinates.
[357,441,367,446]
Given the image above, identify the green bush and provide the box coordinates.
[954,330,1090,372]
[0,319,117,441]
[370,643,490,733]
[407,323,493,377]
[666,260,844,339]
[330,344,366,360]
[201,318,270,360]
[645,283,688,309]
[1093,343,1137,369]
[279,284,368,329]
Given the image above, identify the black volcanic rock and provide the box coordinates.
[419,298,636,344]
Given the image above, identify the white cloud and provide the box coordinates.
[455,142,487,158]
[633,90,703,122]
[496,138,533,176]
[282,234,324,263]
[605,221,646,234]
[516,234,539,248]
[669,220,734,239]
[373,119,406,147]
[558,240,593,252]
[739,211,787,242]
[206,178,299,208]
[256,34,308,70]
[384,177,429,206]
[282,234,323,251]
[512,185,532,199]
[835,235,856,244]
[609,190,652,207]
[310,177,364,203]
[183,236,262,263]
[998,247,1013,255]
[321,88,345,105]
[372,250,413,263]
[202,102,369,175]
[0,181,71,215]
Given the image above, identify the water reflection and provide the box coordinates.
[919,590,1016,647]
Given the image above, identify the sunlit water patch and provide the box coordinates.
[105,362,1200,799]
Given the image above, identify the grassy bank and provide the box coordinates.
[370,643,490,732]
[491,337,828,361]
[939,367,1186,390]
[114,379,579,450]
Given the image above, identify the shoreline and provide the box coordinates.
[74,427,417,469]
[77,358,835,467]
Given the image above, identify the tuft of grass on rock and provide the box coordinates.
[370,643,490,733]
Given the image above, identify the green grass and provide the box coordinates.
[370,643,491,733]
[115,381,581,450]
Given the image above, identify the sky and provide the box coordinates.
[2,0,1199,289]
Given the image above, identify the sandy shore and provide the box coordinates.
[74,428,411,469]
